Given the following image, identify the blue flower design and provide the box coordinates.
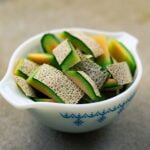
[60,92,136,126]
[74,119,84,126]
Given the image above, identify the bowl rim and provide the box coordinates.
[0,28,143,109]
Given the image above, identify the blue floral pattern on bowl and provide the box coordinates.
[60,92,135,126]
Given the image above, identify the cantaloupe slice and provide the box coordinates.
[103,79,118,88]
[27,64,84,104]
[27,53,59,67]
[61,31,103,58]
[14,59,39,79]
[93,35,112,68]
[107,62,132,85]
[34,98,56,102]
[111,57,118,64]
[52,39,81,71]
[14,76,36,98]
[41,33,60,53]
[102,78,122,92]
[109,39,136,75]
[65,70,101,101]
[76,49,93,61]
[74,60,109,89]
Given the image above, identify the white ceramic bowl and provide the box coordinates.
[0,28,142,133]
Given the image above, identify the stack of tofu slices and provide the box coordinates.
[14,31,136,104]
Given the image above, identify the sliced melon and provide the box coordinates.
[93,35,112,68]
[107,62,132,85]
[84,54,94,60]
[27,64,84,104]
[14,76,36,98]
[34,98,56,102]
[109,39,136,75]
[102,78,122,91]
[82,94,106,103]
[102,85,123,92]
[76,49,93,61]
[111,57,117,64]
[61,31,103,58]
[101,90,117,99]
[74,60,109,89]
[103,79,118,88]
[65,70,101,101]
[27,53,59,67]
[41,33,60,53]
[14,59,39,79]
[52,39,81,71]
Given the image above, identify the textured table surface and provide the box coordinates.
[0,0,150,149]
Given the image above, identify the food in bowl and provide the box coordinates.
[13,31,136,104]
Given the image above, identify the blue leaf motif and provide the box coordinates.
[74,119,84,126]
[60,92,136,127]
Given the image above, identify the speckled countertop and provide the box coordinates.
[0,0,150,149]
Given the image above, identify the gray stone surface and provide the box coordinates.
[0,0,150,149]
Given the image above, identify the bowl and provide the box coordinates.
[0,28,142,133]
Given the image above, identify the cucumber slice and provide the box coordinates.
[27,64,84,104]
[61,31,103,58]
[65,70,101,101]
[41,33,60,53]
[14,76,36,98]
[53,39,81,71]
[14,59,39,79]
